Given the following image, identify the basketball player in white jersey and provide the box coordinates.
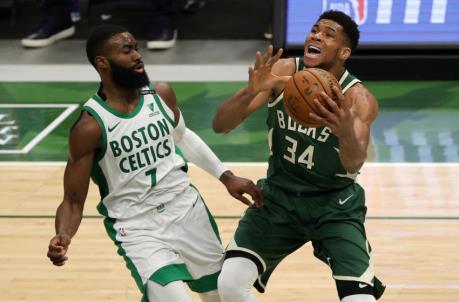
[46,25,263,302]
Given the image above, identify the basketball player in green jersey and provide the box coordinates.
[213,10,385,302]
[46,25,263,302]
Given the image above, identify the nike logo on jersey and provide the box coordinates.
[359,283,368,288]
[338,194,353,205]
[108,121,121,132]
[335,171,358,180]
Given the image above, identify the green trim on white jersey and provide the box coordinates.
[84,86,190,220]
[91,93,145,119]
[103,217,146,293]
[83,106,107,161]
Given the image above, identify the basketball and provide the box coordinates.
[283,68,341,128]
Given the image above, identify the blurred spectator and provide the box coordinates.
[181,0,205,14]
[71,0,81,22]
[21,0,75,48]
[21,0,178,50]
[148,0,177,50]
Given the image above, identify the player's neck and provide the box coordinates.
[327,65,346,81]
[100,81,141,114]
[103,81,140,104]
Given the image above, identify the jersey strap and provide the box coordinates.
[338,70,361,93]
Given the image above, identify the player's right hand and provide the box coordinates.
[47,234,71,266]
[220,171,264,208]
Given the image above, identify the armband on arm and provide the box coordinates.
[173,111,228,179]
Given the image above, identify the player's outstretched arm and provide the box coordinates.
[155,82,264,207]
[47,112,99,266]
[212,45,291,133]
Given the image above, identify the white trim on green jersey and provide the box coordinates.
[265,58,363,192]
[269,58,361,109]
[339,70,361,94]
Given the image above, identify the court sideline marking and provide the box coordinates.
[0,64,249,82]
[0,104,79,154]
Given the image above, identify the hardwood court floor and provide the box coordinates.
[1,163,458,301]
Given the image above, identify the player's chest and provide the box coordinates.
[270,105,334,137]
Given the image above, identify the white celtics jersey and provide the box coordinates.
[83,86,190,219]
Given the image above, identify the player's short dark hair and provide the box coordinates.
[318,10,360,51]
[86,24,129,68]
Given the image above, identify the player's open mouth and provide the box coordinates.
[134,63,145,73]
[305,45,321,58]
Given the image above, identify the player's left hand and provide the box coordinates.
[308,86,355,138]
[247,45,291,96]
[219,171,264,208]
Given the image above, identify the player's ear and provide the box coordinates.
[340,47,351,61]
[95,56,109,70]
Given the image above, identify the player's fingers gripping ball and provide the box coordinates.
[283,68,341,128]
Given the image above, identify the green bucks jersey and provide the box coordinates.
[266,58,361,192]
[83,85,189,219]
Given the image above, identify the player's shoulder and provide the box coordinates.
[151,81,171,91]
[346,83,377,103]
[67,110,102,157]
[273,57,296,76]
[151,81,177,108]
[346,83,378,122]
[72,110,101,139]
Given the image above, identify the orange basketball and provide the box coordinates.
[283,68,341,128]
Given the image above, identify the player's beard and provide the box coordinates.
[109,60,150,90]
